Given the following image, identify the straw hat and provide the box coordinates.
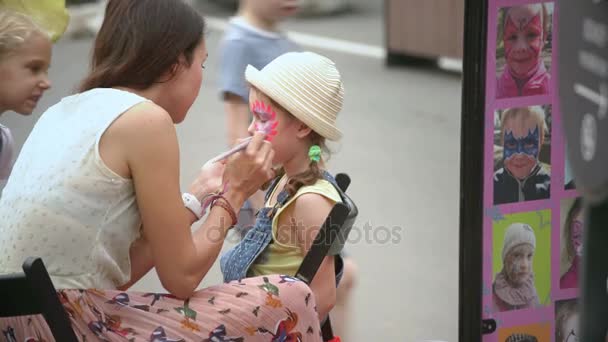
[245,51,344,141]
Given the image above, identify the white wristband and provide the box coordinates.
[182,193,203,220]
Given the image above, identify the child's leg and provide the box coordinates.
[332,256,357,339]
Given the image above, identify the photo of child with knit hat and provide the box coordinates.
[496,3,553,99]
[493,105,551,205]
[492,210,551,312]
[498,322,551,342]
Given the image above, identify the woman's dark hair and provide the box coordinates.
[564,198,583,261]
[79,0,205,92]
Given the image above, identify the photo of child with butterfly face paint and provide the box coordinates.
[560,198,584,289]
[496,3,553,99]
[493,105,551,205]
[492,210,551,312]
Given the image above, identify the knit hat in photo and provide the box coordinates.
[502,223,537,262]
[245,51,344,141]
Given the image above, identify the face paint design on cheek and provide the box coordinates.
[504,12,543,74]
[525,14,544,56]
[572,219,584,256]
[251,100,279,141]
[503,126,540,160]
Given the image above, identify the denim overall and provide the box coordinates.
[220,171,346,284]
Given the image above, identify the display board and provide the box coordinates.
[459,1,583,341]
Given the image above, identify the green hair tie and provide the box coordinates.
[308,145,322,163]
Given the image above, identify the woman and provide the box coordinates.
[0,1,321,341]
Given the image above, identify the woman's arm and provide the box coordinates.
[117,231,154,291]
[114,103,273,299]
[283,193,337,320]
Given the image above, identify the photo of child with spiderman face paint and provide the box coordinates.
[560,198,584,289]
[555,299,580,342]
[493,106,551,205]
[492,222,541,312]
[496,3,553,99]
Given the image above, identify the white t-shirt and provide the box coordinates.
[0,88,150,289]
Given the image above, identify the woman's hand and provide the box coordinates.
[222,132,275,208]
[188,158,226,200]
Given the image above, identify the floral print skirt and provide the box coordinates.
[0,274,322,341]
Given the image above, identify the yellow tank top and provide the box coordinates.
[249,176,342,277]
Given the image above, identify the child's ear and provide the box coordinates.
[295,122,313,138]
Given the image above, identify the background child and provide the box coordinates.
[555,299,579,342]
[218,0,298,149]
[0,10,52,192]
[494,106,550,204]
[218,0,299,241]
[493,223,540,312]
[560,198,583,289]
[221,51,346,323]
[497,4,550,98]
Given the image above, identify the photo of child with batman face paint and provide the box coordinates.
[496,3,553,99]
[492,222,541,312]
[493,106,551,205]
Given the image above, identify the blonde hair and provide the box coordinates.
[0,9,49,60]
[500,106,546,146]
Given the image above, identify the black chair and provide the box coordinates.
[0,257,78,342]
[295,173,358,342]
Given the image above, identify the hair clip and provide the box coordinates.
[309,145,322,163]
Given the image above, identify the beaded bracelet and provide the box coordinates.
[210,196,238,228]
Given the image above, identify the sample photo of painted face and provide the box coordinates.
[493,106,551,205]
[496,3,554,99]
[556,299,580,342]
[560,198,584,289]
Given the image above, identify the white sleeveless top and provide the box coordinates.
[0,88,150,289]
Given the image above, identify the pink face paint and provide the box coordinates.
[251,100,278,141]
[571,219,584,256]
[504,8,543,78]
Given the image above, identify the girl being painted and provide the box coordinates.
[497,4,551,99]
